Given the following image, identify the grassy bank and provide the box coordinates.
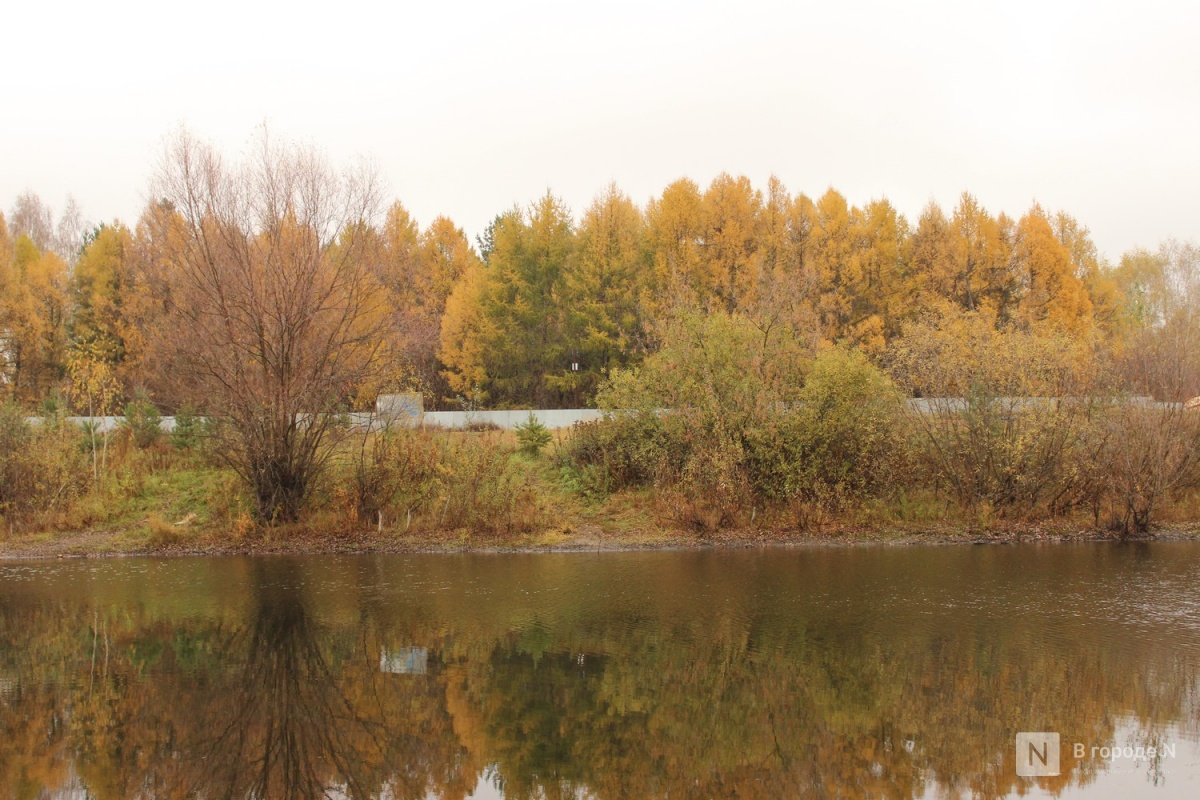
[4,416,1200,560]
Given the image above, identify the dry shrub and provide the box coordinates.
[145,513,181,549]
[659,444,752,532]
[902,395,1103,518]
[889,306,1105,519]
[341,426,441,529]
[0,403,90,531]
[437,433,544,536]
[207,472,256,533]
[333,426,543,535]
[1098,406,1200,534]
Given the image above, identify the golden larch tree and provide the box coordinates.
[699,173,763,313]
[1013,206,1094,335]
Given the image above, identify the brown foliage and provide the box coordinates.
[1099,406,1200,534]
[150,129,388,522]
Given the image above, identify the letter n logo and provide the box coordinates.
[1016,732,1061,776]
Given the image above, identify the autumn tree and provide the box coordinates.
[371,201,428,401]
[439,252,491,403]
[440,195,574,407]
[698,173,763,313]
[907,201,954,310]
[0,214,13,394]
[1013,205,1093,335]
[8,190,87,265]
[378,206,482,406]
[807,188,855,343]
[644,178,705,317]
[560,183,648,401]
[151,129,387,522]
[118,199,190,400]
[846,198,909,351]
[948,193,1014,317]
[1113,240,1200,400]
[66,345,121,480]
[419,217,478,313]
[1055,212,1122,337]
[0,229,69,404]
[750,178,823,352]
[71,223,133,369]
[7,192,55,254]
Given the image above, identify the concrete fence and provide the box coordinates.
[27,396,1186,435]
[340,409,606,430]
[28,409,607,433]
[421,409,604,429]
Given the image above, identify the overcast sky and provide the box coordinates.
[3,0,1197,261]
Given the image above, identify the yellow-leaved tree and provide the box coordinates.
[698,173,763,313]
[71,224,133,374]
[404,216,484,405]
[1013,205,1094,336]
[807,188,854,343]
[644,178,705,318]
[0,228,69,405]
[846,198,909,353]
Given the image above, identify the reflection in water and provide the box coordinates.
[0,544,1199,798]
[186,560,385,798]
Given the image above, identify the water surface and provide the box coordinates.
[1,542,1198,798]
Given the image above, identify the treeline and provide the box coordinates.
[3,132,1199,529]
[3,176,1198,414]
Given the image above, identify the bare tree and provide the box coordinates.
[153,128,387,522]
[7,191,90,265]
[1119,240,1200,401]
[1102,405,1200,534]
[9,191,54,253]
[53,195,87,266]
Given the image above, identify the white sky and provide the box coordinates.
[3,0,1198,261]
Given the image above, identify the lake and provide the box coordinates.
[1,542,1199,798]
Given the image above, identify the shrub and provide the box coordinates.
[1099,405,1200,534]
[558,413,676,494]
[437,434,543,535]
[576,314,904,528]
[342,426,441,529]
[0,402,89,527]
[0,403,31,518]
[587,309,810,530]
[333,426,543,535]
[745,347,902,509]
[514,413,552,456]
[170,405,204,450]
[124,391,163,449]
[888,306,1104,517]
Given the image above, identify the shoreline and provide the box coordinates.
[4,522,1198,561]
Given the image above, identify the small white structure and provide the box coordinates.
[376,393,424,422]
[380,646,428,675]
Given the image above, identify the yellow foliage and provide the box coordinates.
[1014,206,1094,336]
[439,260,490,399]
[644,178,705,313]
[0,234,69,404]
